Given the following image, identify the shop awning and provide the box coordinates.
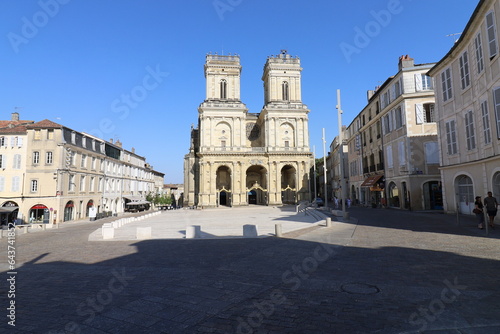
[0,207,19,213]
[126,201,150,206]
[360,175,384,187]
[123,196,143,202]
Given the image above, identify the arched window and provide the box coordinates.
[457,175,474,203]
[388,182,400,208]
[493,172,500,198]
[220,79,227,99]
[282,81,289,101]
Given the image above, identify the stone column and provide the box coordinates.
[241,162,246,205]
[199,162,206,206]
[210,162,216,207]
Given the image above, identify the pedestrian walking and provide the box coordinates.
[474,196,485,229]
[334,196,339,209]
[347,198,351,208]
[483,191,498,229]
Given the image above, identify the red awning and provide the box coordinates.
[31,204,48,210]
[360,175,384,187]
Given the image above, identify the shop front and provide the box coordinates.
[360,175,385,208]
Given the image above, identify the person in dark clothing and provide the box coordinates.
[474,196,484,229]
[483,191,498,229]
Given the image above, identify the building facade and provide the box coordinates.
[346,55,441,211]
[428,0,500,216]
[0,115,161,224]
[184,51,313,207]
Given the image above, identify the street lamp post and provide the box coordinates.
[322,128,328,209]
[336,89,346,214]
[313,145,317,200]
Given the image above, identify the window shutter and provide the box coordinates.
[12,176,19,192]
[1,155,6,169]
[0,176,4,191]
[445,122,452,154]
[494,87,500,138]
[17,137,23,147]
[415,74,422,91]
[451,120,458,153]
[390,85,395,101]
[398,141,406,166]
[486,11,498,58]
[425,142,439,164]
[386,146,393,168]
[415,104,424,124]
[10,137,15,147]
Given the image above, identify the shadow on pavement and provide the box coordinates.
[341,206,500,240]
[2,227,500,334]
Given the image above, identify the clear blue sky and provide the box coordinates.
[1,0,478,183]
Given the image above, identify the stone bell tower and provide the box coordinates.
[184,51,313,208]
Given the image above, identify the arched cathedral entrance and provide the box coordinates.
[216,166,231,207]
[281,165,297,204]
[246,165,267,205]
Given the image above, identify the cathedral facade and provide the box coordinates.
[184,51,313,207]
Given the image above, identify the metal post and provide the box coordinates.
[313,146,317,200]
[336,89,346,214]
[322,128,328,208]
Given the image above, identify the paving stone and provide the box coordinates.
[1,206,499,333]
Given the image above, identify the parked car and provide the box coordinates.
[313,197,324,206]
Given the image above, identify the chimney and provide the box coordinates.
[131,147,135,153]
[367,90,375,101]
[109,138,113,144]
[11,112,19,121]
[398,54,414,71]
[115,139,122,147]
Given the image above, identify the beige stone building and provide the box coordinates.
[0,114,161,224]
[345,56,441,210]
[428,0,500,217]
[184,51,313,207]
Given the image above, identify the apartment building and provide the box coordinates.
[0,113,33,225]
[346,56,441,210]
[428,0,500,216]
[328,130,348,203]
[0,114,161,224]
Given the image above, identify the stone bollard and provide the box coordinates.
[102,227,114,239]
[243,224,258,237]
[136,227,152,240]
[326,217,332,227]
[275,224,282,237]
[186,225,201,238]
[343,212,350,222]
[102,223,113,236]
